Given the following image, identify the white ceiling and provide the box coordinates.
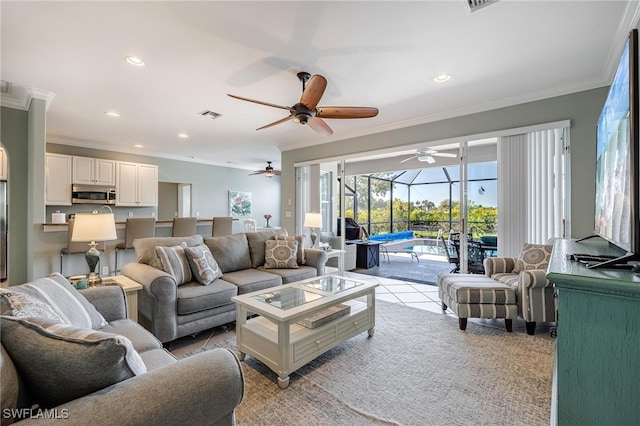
[2,1,639,173]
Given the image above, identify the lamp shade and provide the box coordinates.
[71,212,118,242]
[303,212,322,229]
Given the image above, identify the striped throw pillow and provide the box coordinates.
[155,243,192,285]
[1,273,107,329]
[0,316,146,409]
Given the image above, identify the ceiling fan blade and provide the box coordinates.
[249,170,267,175]
[300,74,327,110]
[256,115,293,130]
[316,106,379,119]
[272,170,282,176]
[433,152,457,158]
[307,117,333,136]
[399,155,419,163]
[227,94,291,111]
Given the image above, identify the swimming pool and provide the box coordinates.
[380,238,448,259]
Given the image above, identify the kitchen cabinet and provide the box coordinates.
[45,153,73,205]
[116,161,158,207]
[73,156,115,186]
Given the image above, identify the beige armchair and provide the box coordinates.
[321,232,357,271]
[483,243,557,335]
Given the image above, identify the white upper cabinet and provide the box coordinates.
[116,161,158,207]
[46,153,73,205]
[73,156,115,186]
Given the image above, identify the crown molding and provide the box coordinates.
[0,86,55,111]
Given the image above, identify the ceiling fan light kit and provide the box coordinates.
[228,72,378,136]
[250,161,281,178]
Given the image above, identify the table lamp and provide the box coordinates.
[303,212,323,248]
[71,210,117,286]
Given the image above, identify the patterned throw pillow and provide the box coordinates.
[0,316,146,409]
[155,243,192,285]
[184,245,223,285]
[0,289,65,323]
[512,243,553,273]
[274,235,306,265]
[1,273,107,329]
[264,239,299,269]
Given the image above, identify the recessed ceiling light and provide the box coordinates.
[433,74,452,83]
[105,111,120,117]
[134,144,143,148]
[125,56,146,67]
[178,133,189,139]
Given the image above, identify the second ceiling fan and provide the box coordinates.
[400,148,457,164]
[228,72,378,136]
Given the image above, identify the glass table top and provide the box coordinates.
[302,276,365,293]
[250,276,366,310]
[251,287,324,310]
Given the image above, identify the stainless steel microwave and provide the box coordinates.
[71,185,116,205]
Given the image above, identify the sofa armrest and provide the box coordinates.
[483,257,517,276]
[121,263,179,343]
[80,285,127,322]
[304,248,329,276]
[520,269,551,289]
[16,348,244,426]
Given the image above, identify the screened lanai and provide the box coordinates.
[342,161,498,239]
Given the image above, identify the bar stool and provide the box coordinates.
[212,216,233,236]
[115,217,156,273]
[172,217,198,237]
[60,218,101,277]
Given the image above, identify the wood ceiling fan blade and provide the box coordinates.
[307,117,333,136]
[249,170,267,175]
[256,115,293,130]
[316,106,379,119]
[300,74,327,110]
[227,94,291,111]
[272,170,282,176]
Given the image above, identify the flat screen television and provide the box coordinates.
[588,28,640,268]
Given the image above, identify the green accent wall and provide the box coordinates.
[1,106,30,284]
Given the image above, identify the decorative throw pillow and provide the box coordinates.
[512,243,553,273]
[264,239,299,269]
[274,235,306,265]
[0,289,64,323]
[2,273,107,329]
[155,243,192,285]
[184,245,223,285]
[0,316,146,409]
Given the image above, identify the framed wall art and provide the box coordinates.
[229,190,252,217]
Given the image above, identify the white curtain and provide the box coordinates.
[498,127,568,257]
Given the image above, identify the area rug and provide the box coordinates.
[180,301,554,426]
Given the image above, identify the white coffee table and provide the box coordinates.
[232,275,378,389]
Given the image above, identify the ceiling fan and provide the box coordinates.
[228,72,378,136]
[249,161,281,178]
[399,148,457,164]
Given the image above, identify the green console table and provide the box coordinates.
[547,238,640,425]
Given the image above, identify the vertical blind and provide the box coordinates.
[498,127,568,257]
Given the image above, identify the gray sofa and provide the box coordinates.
[0,273,244,426]
[122,229,328,343]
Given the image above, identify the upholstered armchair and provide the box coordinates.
[483,243,557,335]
